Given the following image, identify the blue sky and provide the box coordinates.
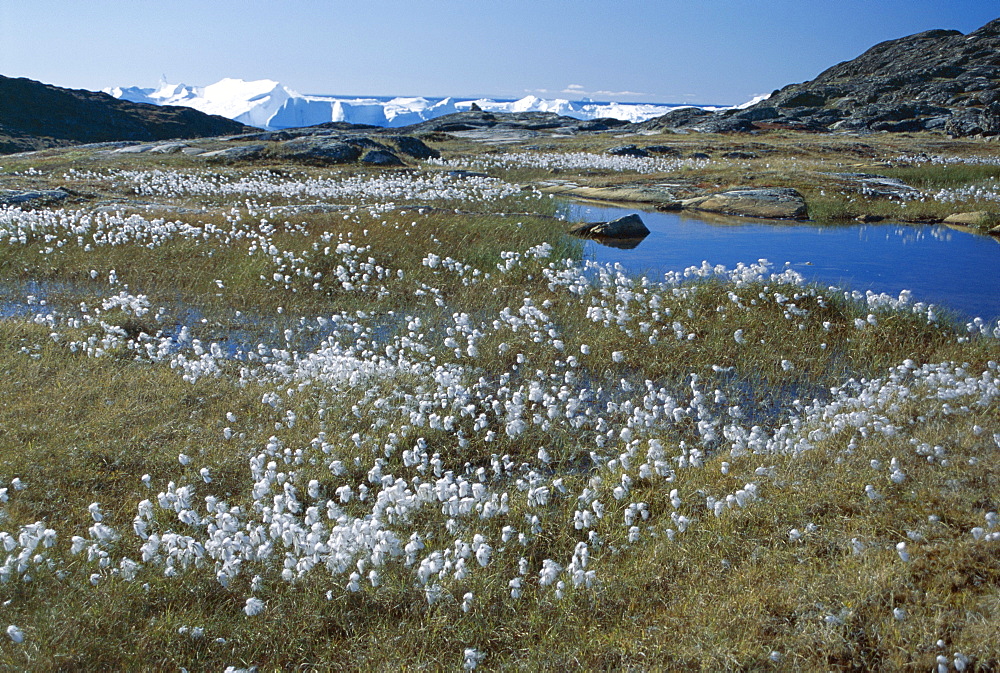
[1,1,996,104]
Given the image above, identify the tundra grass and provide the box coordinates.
[0,149,999,671]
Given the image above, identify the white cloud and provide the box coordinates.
[549,83,655,98]
[525,85,661,101]
[593,90,650,97]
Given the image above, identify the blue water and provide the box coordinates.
[564,202,1000,323]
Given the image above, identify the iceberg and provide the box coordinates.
[105,78,723,131]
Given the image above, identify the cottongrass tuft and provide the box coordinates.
[6,625,23,643]
[244,597,265,617]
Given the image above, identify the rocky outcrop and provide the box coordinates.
[822,172,921,199]
[278,138,363,165]
[536,180,693,208]
[943,211,991,227]
[0,188,70,207]
[0,74,250,154]
[200,145,267,162]
[397,110,630,138]
[361,149,404,166]
[385,135,440,160]
[186,133,437,166]
[638,107,713,131]
[606,144,650,158]
[681,188,808,219]
[277,135,426,166]
[640,18,1000,137]
[644,145,681,156]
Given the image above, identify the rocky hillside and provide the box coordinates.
[0,75,251,154]
[642,17,1000,137]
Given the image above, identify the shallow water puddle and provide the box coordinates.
[564,201,1000,322]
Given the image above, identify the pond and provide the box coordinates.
[563,201,1000,323]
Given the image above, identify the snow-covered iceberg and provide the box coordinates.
[105,78,719,131]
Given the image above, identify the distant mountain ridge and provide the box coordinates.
[0,75,251,154]
[642,17,1000,137]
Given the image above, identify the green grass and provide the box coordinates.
[881,163,1000,189]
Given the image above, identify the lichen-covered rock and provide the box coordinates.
[537,181,689,208]
[113,144,154,154]
[148,143,188,154]
[943,211,991,227]
[200,144,266,162]
[681,187,808,219]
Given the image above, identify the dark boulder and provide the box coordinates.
[361,149,405,166]
[945,109,1000,137]
[734,107,781,122]
[870,119,928,132]
[691,116,756,133]
[0,188,70,207]
[280,138,362,165]
[779,91,828,107]
[576,117,630,132]
[568,213,650,239]
[636,107,713,130]
[344,137,393,151]
[606,144,650,158]
[644,145,681,156]
[384,135,440,160]
[200,144,266,162]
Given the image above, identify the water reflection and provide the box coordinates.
[582,234,648,250]
[564,201,1000,322]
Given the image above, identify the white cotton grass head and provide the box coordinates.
[88,502,103,522]
[244,597,265,616]
[6,625,23,643]
[463,648,485,670]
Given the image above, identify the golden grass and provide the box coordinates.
[0,136,998,670]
